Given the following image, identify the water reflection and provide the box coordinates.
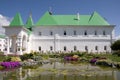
[0,62,120,80]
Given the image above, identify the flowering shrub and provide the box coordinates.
[64,55,78,61]
[90,58,97,63]
[11,57,21,62]
[0,62,21,69]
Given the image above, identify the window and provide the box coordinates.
[74,46,77,51]
[104,46,107,50]
[74,30,77,35]
[103,31,106,35]
[84,30,87,36]
[4,48,7,51]
[64,31,67,35]
[50,31,53,36]
[50,46,53,51]
[64,46,67,51]
[39,32,42,36]
[95,46,98,50]
[85,46,88,51]
[95,31,97,35]
[39,46,41,51]
[18,48,20,51]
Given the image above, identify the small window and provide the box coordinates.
[39,46,41,51]
[50,31,53,36]
[74,30,77,35]
[64,31,67,35]
[74,46,77,51]
[39,32,42,36]
[18,48,20,51]
[50,46,53,51]
[95,31,97,35]
[4,48,7,51]
[64,46,67,51]
[84,30,87,35]
[95,46,98,50]
[0,44,1,46]
[103,31,106,35]
[85,46,88,51]
[104,46,107,50]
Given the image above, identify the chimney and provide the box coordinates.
[77,13,80,20]
[49,7,52,15]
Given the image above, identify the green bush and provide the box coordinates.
[20,53,34,61]
[111,40,120,51]
[112,50,120,56]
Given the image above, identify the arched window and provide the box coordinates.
[95,31,97,35]
[4,48,7,51]
[64,46,67,51]
[74,30,77,35]
[50,46,53,51]
[39,46,41,51]
[64,31,67,35]
[50,31,53,36]
[85,46,88,51]
[104,46,107,50]
[103,31,106,35]
[95,46,98,50]
[84,30,87,36]
[39,32,42,36]
[74,46,77,51]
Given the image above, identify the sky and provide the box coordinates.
[0,0,120,37]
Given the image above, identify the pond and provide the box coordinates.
[0,61,120,80]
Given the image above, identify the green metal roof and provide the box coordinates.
[36,11,110,26]
[25,15,34,29]
[10,13,24,26]
[36,12,57,26]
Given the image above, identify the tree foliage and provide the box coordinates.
[111,40,120,51]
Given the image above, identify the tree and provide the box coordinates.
[111,40,120,51]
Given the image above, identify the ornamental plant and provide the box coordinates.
[0,62,21,69]
[64,55,78,61]
[90,58,97,63]
[11,57,21,62]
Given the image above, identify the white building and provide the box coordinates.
[3,11,115,55]
[0,35,5,52]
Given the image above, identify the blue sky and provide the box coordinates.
[0,0,120,36]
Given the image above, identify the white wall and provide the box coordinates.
[30,25,114,53]
[0,38,5,52]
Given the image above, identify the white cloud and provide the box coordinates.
[0,14,11,34]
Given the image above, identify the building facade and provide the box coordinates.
[3,11,115,55]
[0,35,5,52]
